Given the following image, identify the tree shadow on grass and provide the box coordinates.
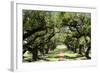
[64,55,89,60]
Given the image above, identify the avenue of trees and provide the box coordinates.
[23,10,91,62]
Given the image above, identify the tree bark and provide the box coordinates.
[85,45,91,59]
[79,45,83,55]
[32,48,38,61]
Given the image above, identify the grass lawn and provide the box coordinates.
[23,45,87,62]
[44,45,87,61]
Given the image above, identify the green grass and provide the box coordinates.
[44,46,87,61]
[23,45,87,62]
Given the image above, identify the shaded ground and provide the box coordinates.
[23,44,87,62]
